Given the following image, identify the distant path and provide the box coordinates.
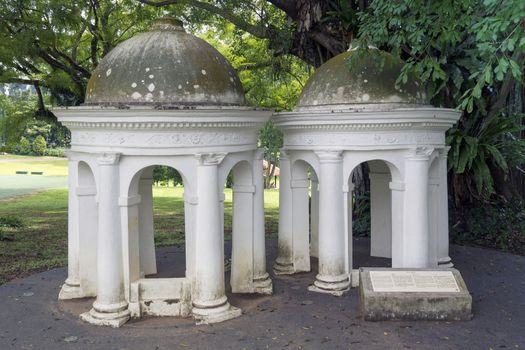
[0,175,67,199]
[0,156,65,163]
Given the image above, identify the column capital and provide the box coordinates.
[97,152,121,165]
[254,148,265,160]
[65,150,80,162]
[315,150,343,163]
[438,146,451,159]
[406,147,434,160]
[195,153,226,166]
[279,148,290,160]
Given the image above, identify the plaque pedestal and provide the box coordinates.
[359,268,472,321]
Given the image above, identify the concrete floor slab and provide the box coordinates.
[0,238,524,349]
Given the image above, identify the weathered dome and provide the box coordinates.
[296,49,428,111]
[85,18,245,107]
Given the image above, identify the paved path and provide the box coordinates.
[0,175,67,199]
[0,239,524,350]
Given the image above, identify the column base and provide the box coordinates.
[80,301,130,328]
[58,280,84,300]
[253,274,273,295]
[308,273,350,297]
[192,299,242,325]
[438,257,454,268]
[273,257,295,275]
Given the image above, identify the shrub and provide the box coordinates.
[0,216,24,228]
[18,136,31,155]
[352,192,371,237]
[32,135,47,155]
[450,201,525,255]
[0,228,15,242]
[43,147,66,157]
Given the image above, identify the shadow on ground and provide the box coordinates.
[0,238,524,349]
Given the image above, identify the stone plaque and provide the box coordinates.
[369,270,460,293]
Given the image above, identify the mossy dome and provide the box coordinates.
[296,49,428,111]
[85,17,245,107]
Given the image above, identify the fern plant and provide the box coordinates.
[447,113,525,203]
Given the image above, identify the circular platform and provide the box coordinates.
[1,239,524,349]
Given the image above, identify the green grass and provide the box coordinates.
[0,155,68,176]
[0,186,280,285]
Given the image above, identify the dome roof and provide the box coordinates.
[85,18,245,107]
[296,49,428,111]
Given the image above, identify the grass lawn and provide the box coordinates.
[0,155,68,176]
[0,186,280,285]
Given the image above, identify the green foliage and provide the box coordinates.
[200,23,310,111]
[0,216,23,243]
[32,135,47,155]
[0,216,24,228]
[17,137,31,155]
[352,192,371,237]
[0,93,38,151]
[355,0,525,202]
[43,148,66,157]
[450,201,525,255]
[356,0,525,109]
[447,113,525,201]
[0,0,162,105]
[152,166,183,187]
[259,121,283,188]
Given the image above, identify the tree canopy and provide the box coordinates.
[1,0,524,202]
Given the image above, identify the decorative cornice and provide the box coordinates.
[272,108,460,132]
[62,121,262,130]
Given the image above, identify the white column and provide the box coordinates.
[77,182,98,297]
[390,180,405,268]
[370,172,392,258]
[343,182,354,275]
[81,153,130,328]
[192,153,241,324]
[310,175,319,258]
[437,148,453,267]
[252,149,272,294]
[428,174,440,268]
[138,175,157,276]
[273,149,294,274]
[119,194,142,302]
[309,151,349,296]
[231,182,255,293]
[401,147,433,268]
[59,157,82,299]
[184,191,198,281]
[291,174,310,273]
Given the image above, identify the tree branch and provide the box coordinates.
[266,0,298,19]
[137,0,272,38]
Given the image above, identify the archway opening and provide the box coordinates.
[349,160,396,269]
[128,165,187,280]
